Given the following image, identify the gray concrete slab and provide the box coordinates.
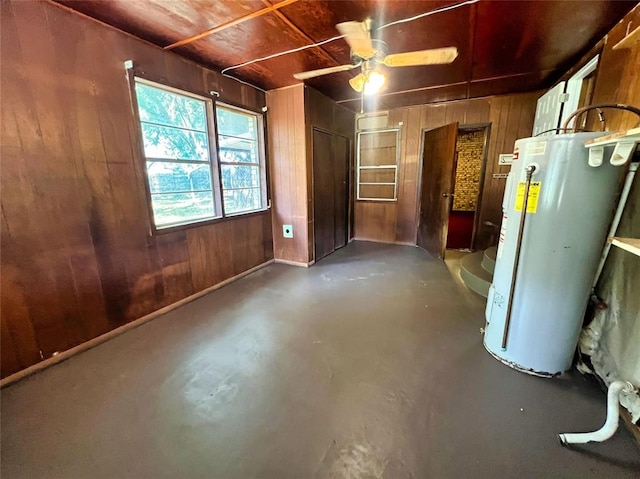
[1,241,638,478]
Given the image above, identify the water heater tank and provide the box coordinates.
[484,132,623,377]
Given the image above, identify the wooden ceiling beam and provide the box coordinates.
[164,0,299,50]
[269,8,343,68]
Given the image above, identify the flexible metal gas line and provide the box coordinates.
[501,164,536,350]
[561,103,640,131]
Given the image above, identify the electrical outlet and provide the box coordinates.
[283,224,293,238]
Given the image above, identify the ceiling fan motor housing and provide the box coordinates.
[351,39,388,63]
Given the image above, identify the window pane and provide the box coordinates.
[151,191,215,228]
[141,123,209,161]
[135,82,207,131]
[147,162,212,194]
[221,165,260,189]
[216,107,257,138]
[218,138,258,164]
[359,184,395,200]
[359,167,396,184]
[223,188,262,214]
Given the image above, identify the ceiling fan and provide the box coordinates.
[293,19,459,96]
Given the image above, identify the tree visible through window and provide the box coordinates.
[133,79,267,232]
[216,105,264,215]
[134,80,218,229]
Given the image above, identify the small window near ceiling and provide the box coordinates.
[356,129,400,201]
[215,104,267,215]
[134,79,220,230]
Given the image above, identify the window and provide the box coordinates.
[356,129,400,201]
[216,104,266,215]
[133,78,267,232]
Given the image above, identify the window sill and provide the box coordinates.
[150,207,270,235]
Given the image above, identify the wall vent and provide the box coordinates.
[356,111,389,131]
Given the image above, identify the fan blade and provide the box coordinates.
[336,21,375,59]
[293,63,359,80]
[383,47,458,67]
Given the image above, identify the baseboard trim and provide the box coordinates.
[353,237,417,247]
[274,258,310,268]
[0,259,275,389]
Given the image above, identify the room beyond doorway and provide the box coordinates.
[446,126,489,250]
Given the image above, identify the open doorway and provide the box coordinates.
[446,126,489,250]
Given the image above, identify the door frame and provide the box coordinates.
[415,123,491,252]
[462,123,491,251]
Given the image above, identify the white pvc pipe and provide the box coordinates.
[558,380,635,445]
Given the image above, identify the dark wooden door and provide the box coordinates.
[314,129,335,261]
[417,123,459,259]
[333,134,349,250]
[313,129,350,261]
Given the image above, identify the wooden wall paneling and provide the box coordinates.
[0,201,42,374]
[394,107,419,244]
[1,0,272,378]
[0,4,43,374]
[266,85,308,264]
[465,98,492,125]
[7,2,97,354]
[590,6,640,131]
[444,101,468,125]
[293,84,311,263]
[474,91,539,250]
[353,93,539,248]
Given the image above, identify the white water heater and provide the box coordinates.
[484,133,624,377]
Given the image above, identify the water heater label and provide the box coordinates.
[526,141,547,156]
[514,181,542,213]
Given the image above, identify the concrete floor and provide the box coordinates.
[1,241,638,478]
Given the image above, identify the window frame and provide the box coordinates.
[129,75,268,235]
[215,102,269,217]
[356,128,400,202]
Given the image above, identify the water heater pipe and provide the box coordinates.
[592,162,638,289]
[561,103,640,131]
[558,380,636,445]
[501,164,536,350]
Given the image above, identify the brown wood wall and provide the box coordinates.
[0,0,273,378]
[266,85,308,264]
[589,11,640,130]
[304,87,355,262]
[266,85,354,265]
[354,91,540,250]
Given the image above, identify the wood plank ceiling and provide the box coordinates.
[54,0,637,110]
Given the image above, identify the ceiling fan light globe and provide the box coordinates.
[363,71,386,95]
[349,73,366,93]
